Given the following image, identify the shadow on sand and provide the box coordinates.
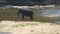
[0,32,12,34]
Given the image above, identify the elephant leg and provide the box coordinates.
[30,16,33,20]
[18,13,20,18]
[22,15,24,19]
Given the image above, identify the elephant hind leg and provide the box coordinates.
[30,16,33,20]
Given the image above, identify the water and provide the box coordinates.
[41,9,60,17]
[40,9,60,24]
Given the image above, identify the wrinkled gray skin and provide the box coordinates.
[18,9,33,20]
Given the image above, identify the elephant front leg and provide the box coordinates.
[22,15,24,19]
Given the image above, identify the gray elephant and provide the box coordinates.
[18,9,33,20]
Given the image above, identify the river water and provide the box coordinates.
[40,9,60,17]
[39,9,60,24]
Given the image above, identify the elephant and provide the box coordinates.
[18,9,33,20]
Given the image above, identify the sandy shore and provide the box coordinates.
[0,21,60,34]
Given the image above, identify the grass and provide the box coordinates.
[0,8,18,21]
[12,23,38,28]
[0,8,60,22]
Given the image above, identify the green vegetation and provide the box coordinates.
[0,8,60,22]
[12,23,38,28]
[0,0,59,5]
[0,8,18,21]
